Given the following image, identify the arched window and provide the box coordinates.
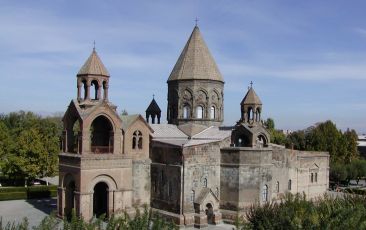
[203,178,208,187]
[262,185,268,202]
[196,106,204,119]
[183,105,190,119]
[276,181,279,193]
[288,179,292,190]
[90,116,113,153]
[91,80,99,100]
[247,107,253,121]
[132,131,142,150]
[210,106,215,119]
[315,173,318,182]
[311,173,314,183]
[191,190,195,202]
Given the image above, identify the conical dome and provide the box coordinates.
[167,26,223,82]
[77,49,110,77]
[241,87,262,105]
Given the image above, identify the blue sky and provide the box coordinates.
[0,1,365,133]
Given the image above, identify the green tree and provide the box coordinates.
[0,111,60,183]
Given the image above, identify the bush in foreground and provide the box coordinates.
[237,193,366,230]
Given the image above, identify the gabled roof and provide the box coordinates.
[241,87,262,105]
[121,114,153,132]
[77,49,110,77]
[146,98,161,113]
[194,188,219,205]
[167,26,224,82]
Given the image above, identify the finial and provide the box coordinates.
[250,81,253,88]
[195,17,199,27]
[93,40,96,51]
[153,94,155,99]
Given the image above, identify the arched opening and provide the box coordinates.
[256,108,261,122]
[257,134,268,147]
[93,182,109,218]
[203,178,208,188]
[132,131,143,150]
[205,203,214,224]
[90,116,113,153]
[262,185,268,202]
[196,106,204,119]
[210,106,215,119]
[247,107,253,121]
[82,80,87,99]
[183,105,190,119]
[64,180,75,220]
[91,80,99,100]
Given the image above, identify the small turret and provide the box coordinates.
[146,96,161,124]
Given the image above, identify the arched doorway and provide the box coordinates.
[205,203,214,224]
[64,180,75,220]
[90,116,113,153]
[93,182,109,218]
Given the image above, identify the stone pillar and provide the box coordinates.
[77,83,82,101]
[62,130,67,152]
[97,85,102,100]
[58,187,65,217]
[85,82,91,100]
[75,192,93,221]
[113,190,123,213]
[104,83,109,101]
[82,130,90,154]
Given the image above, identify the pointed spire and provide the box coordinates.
[241,85,262,105]
[77,49,110,77]
[168,26,224,82]
[146,97,161,113]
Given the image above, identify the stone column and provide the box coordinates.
[104,83,109,101]
[77,83,82,101]
[58,187,65,217]
[97,84,102,100]
[62,130,67,152]
[85,81,91,100]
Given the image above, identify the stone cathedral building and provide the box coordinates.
[58,26,329,228]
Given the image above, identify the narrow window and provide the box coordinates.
[276,181,279,193]
[315,173,318,182]
[191,190,195,202]
[262,185,268,202]
[210,106,215,119]
[183,105,190,119]
[288,179,292,190]
[203,178,208,188]
[311,173,314,183]
[216,187,219,197]
[196,106,204,119]
[132,131,142,150]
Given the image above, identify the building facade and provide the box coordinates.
[58,26,329,228]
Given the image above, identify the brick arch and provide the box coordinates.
[89,174,118,192]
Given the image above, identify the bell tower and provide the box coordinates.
[76,48,110,102]
[231,83,270,147]
[240,82,262,125]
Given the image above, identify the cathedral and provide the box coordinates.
[57,25,329,228]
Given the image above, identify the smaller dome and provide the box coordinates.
[241,87,262,105]
[77,49,110,77]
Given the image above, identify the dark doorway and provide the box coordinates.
[93,182,108,218]
[205,203,214,224]
[65,181,75,220]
